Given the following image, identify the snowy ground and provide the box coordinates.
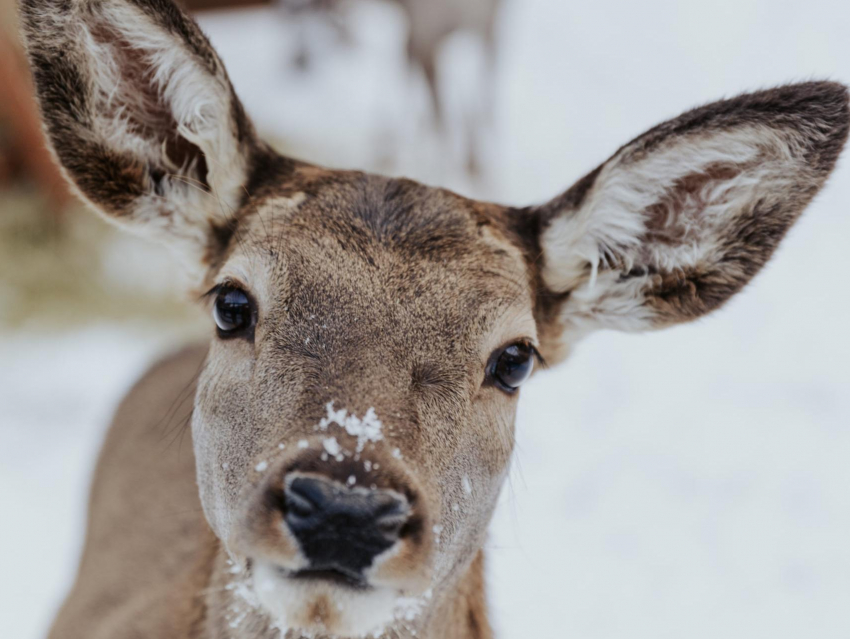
[3,0,850,637]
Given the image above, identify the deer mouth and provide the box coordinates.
[287,566,371,590]
[251,559,411,637]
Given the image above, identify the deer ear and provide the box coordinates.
[20,0,260,277]
[529,82,849,359]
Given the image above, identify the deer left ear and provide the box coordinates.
[19,0,265,282]
[528,81,849,360]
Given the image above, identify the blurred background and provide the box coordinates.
[2,0,850,637]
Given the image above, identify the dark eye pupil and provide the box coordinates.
[213,287,252,334]
[493,343,534,390]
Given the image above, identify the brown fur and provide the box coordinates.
[46,345,491,639]
[19,0,849,637]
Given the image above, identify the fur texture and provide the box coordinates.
[19,0,259,277]
[19,0,850,636]
[530,82,850,359]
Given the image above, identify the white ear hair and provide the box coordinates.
[541,125,800,295]
[534,83,848,353]
[90,1,248,208]
[20,0,257,283]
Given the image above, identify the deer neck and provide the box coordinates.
[196,540,492,639]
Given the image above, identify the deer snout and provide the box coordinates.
[283,474,410,579]
[235,439,433,593]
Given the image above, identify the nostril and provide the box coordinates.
[287,476,331,506]
[285,486,315,519]
[372,492,407,517]
[280,473,413,574]
[371,495,410,540]
[283,477,330,528]
[375,512,407,538]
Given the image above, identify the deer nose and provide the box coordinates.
[283,475,410,576]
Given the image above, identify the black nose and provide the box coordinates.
[283,475,410,576]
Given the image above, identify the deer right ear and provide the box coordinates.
[525,82,849,363]
[20,0,262,277]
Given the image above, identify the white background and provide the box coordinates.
[2,0,850,637]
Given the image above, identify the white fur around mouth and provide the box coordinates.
[251,561,429,638]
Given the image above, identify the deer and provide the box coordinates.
[18,0,848,637]
[278,0,501,174]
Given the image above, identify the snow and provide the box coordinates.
[392,588,432,623]
[462,475,473,496]
[323,436,343,457]
[318,402,384,452]
[4,1,850,638]
[432,524,444,546]
[0,325,186,639]
[225,571,261,630]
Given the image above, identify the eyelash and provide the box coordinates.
[201,282,228,301]
[509,340,546,368]
[528,343,546,368]
[201,280,250,305]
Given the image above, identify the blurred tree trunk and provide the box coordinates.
[0,2,72,215]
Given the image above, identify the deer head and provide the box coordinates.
[19,0,849,636]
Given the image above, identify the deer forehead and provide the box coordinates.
[213,175,538,353]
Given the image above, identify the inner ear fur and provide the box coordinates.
[529,81,849,355]
[19,0,261,274]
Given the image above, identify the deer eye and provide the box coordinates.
[213,286,254,338]
[489,342,535,392]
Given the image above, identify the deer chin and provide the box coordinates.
[252,561,431,638]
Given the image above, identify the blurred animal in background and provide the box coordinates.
[277,0,354,70]
[279,0,502,176]
[398,0,501,176]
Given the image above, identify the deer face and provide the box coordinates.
[193,174,535,634]
[20,0,848,636]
